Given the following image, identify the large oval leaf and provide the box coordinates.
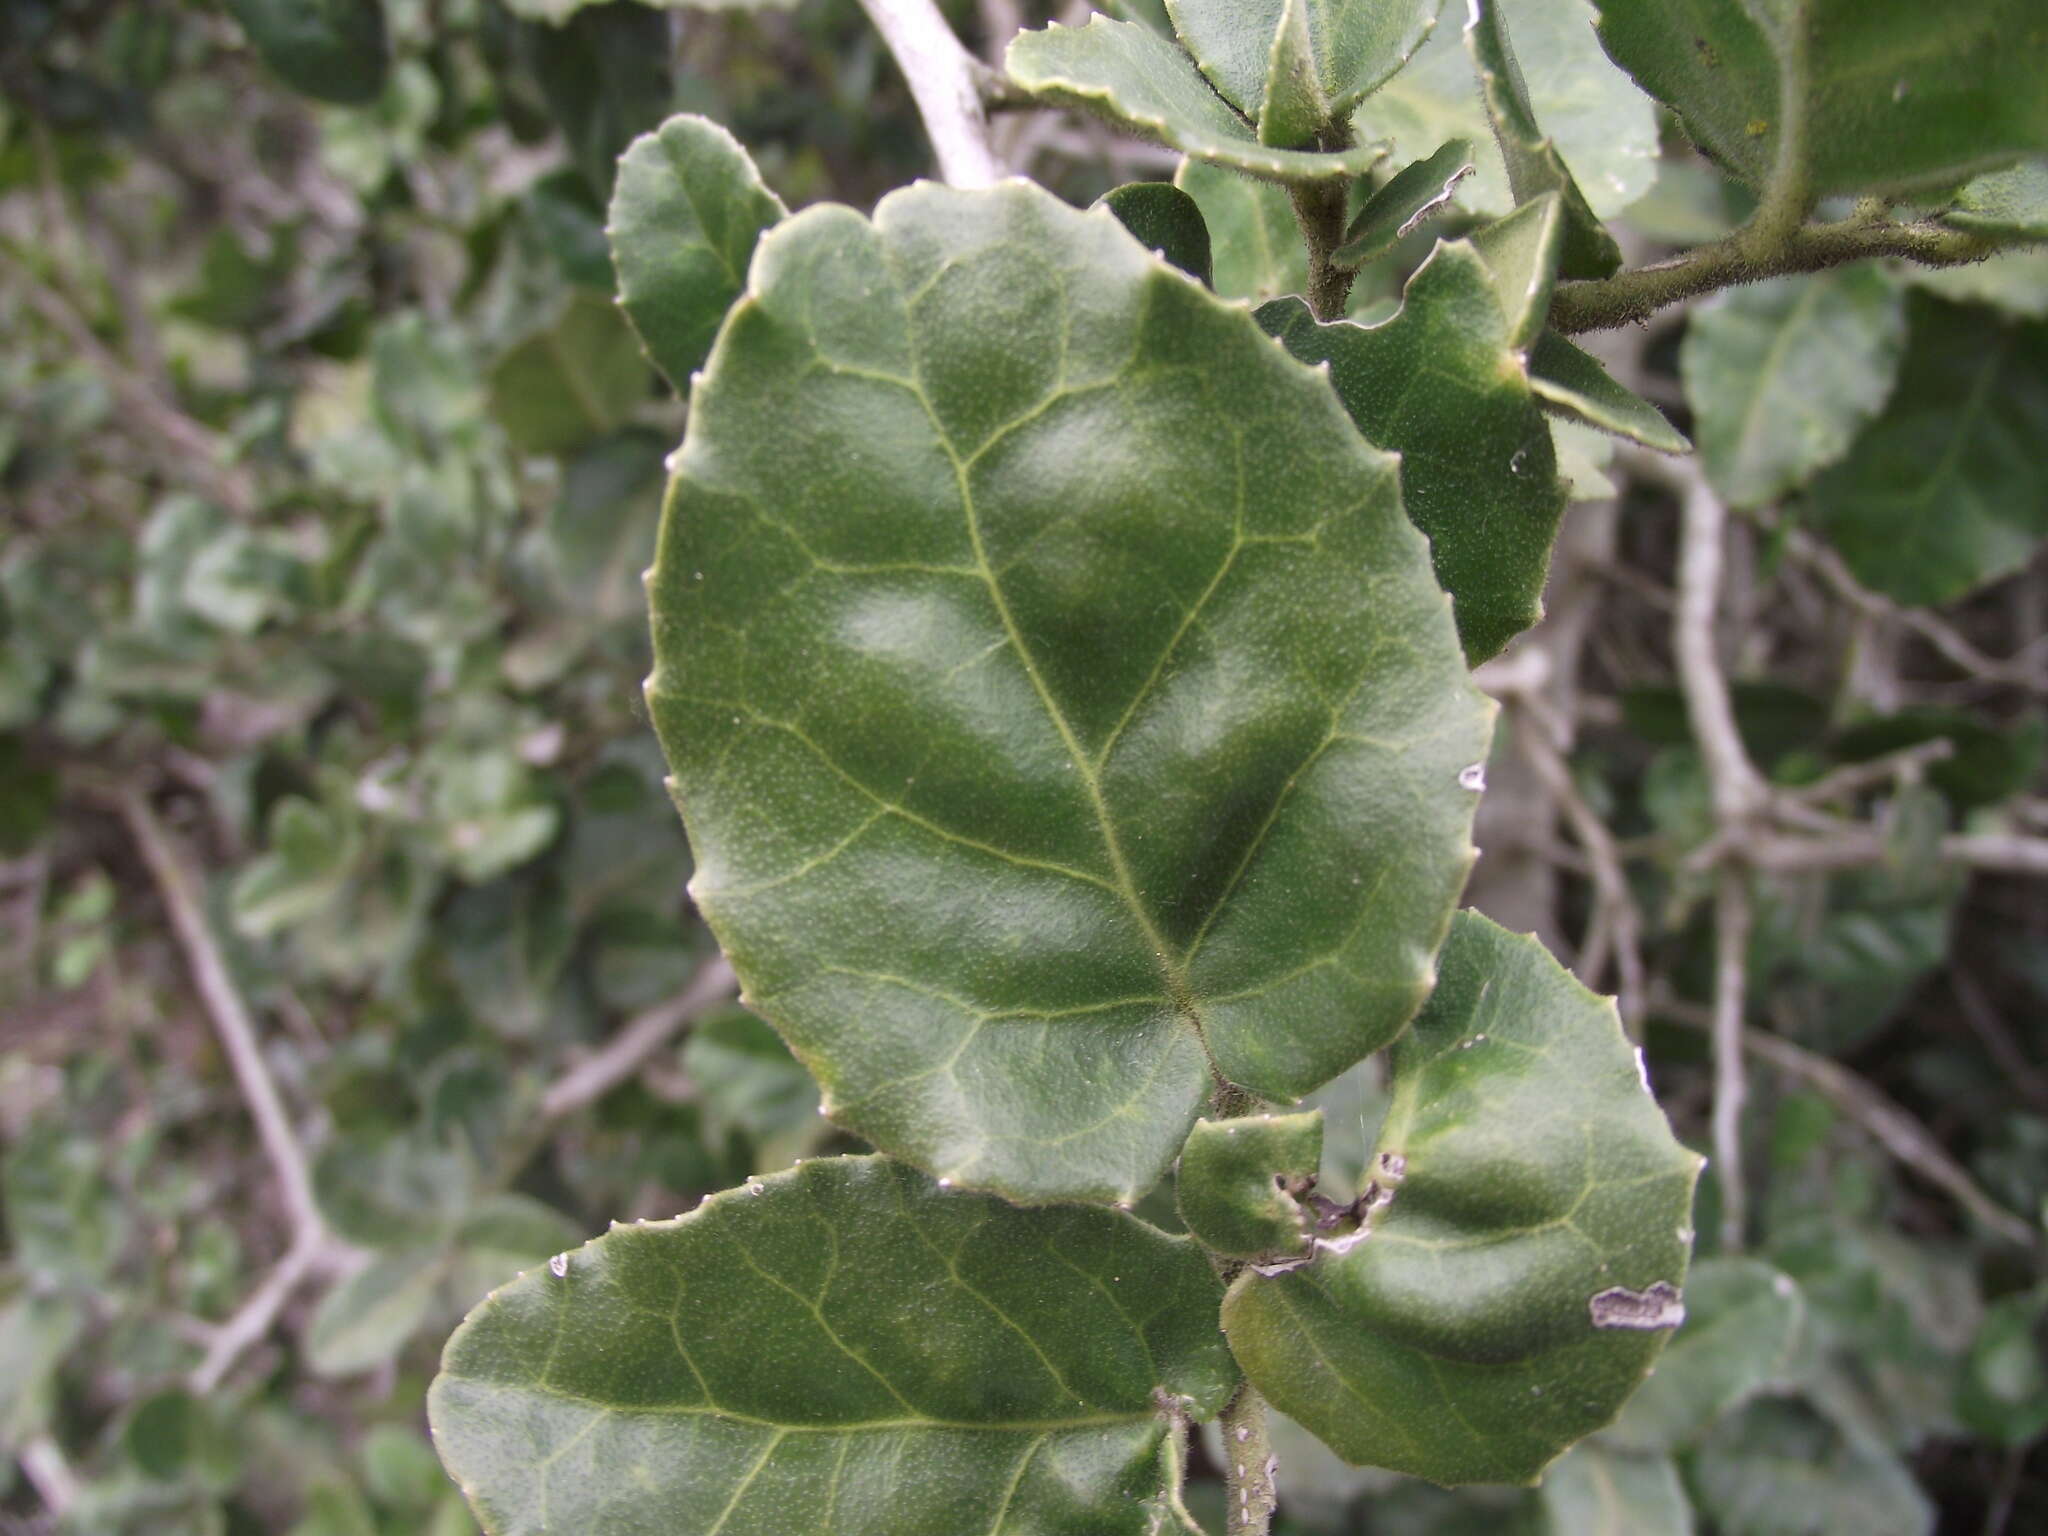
[646,180,1490,1204]
[1221,914,1702,1485]
[429,1157,1236,1534]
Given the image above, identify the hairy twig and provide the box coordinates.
[1219,1382,1278,1536]
[857,0,1005,187]
[539,955,738,1121]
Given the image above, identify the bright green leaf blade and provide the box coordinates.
[1005,17,1385,183]
[224,0,388,105]
[1176,1112,1324,1262]
[1539,1442,1693,1535]
[1467,0,1623,278]
[1603,1258,1804,1452]
[1096,181,1216,287]
[1593,0,2048,198]
[1530,332,1691,454]
[307,1249,447,1378]
[1257,242,1568,662]
[1174,159,1309,302]
[609,114,787,393]
[487,292,649,457]
[1333,138,1476,270]
[1944,158,2048,239]
[1468,194,1565,349]
[429,1157,1236,1535]
[1679,269,1907,508]
[1804,294,2048,605]
[648,180,1490,1204]
[1221,914,1702,1486]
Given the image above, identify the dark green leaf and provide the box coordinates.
[648,180,1489,1203]
[429,1157,1236,1535]
[1005,16,1387,183]
[1831,709,2046,812]
[1593,0,2048,198]
[609,114,787,393]
[1221,914,1702,1485]
[1176,1111,1323,1262]
[488,292,649,457]
[1467,0,1623,277]
[1680,269,1907,508]
[1804,295,2048,605]
[1257,239,1568,662]
[1530,332,1690,454]
[1095,181,1215,287]
[223,0,387,105]
[1334,138,1476,270]
[523,1,672,196]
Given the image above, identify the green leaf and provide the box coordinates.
[1176,1111,1324,1262]
[522,1,673,196]
[1689,1398,1935,1536]
[307,1248,448,1377]
[1467,0,1623,277]
[647,180,1489,1204]
[1468,194,1565,350]
[1096,181,1216,287]
[1538,1442,1692,1536]
[224,0,387,105]
[1804,294,2048,605]
[429,1157,1236,1535]
[609,114,787,393]
[1944,158,2048,239]
[1333,138,1476,270]
[1257,240,1568,662]
[1957,1283,2048,1447]
[1220,914,1702,1486]
[1593,0,2048,199]
[1680,269,1907,508]
[1005,16,1387,183]
[230,794,361,938]
[1165,0,1443,133]
[1603,1258,1804,1452]
[1173,158,1309,302]
[1831,709,2046,812]
[487,292,649,458]
[1530,332,1691,454]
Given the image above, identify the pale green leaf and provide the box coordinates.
[1176,1111,1324,1262]
[1005,16,1386,182]
[1593,0,2048,198]
[307,1249,448,1378]
[487,292,649,457]
[224,0,387,105]
[647,180,1489,1204]
[1166,0,1443,129]
[1530,332,1691,454]
[429,1157,1236,1535]
[1552,418,1619,502]
[1467,0,1623,277]
[1257,239,1568,662]
[1174,159,1309,302]
[1096,181,1216,287]
[1907,246,2048,321]
[1333,138,1476,270]
[1221,914,1702,1486]
[1258,0,1328,148]
[1538,1442,1692,1535]
[1469,194,1565,349]
[609,115,787,393]
[1805,294,2048,605]
[1680,269,1907,507]
[1944,158,2048,239]
[1603,1258,1804,1452]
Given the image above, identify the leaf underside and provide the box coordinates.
[647,180,1489,1205]
[429,1157,1236,1535]
[1222,914,1702,1486]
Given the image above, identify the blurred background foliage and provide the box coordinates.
[0,1,2043,1533]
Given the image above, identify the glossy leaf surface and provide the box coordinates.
[647,180,1490,1203]
[609,115,787,393]
[1221,914,1702,1486]
[1593,0,2048,198]
[1165,0,1443,135]
[1173,160,1308,302]
[224,0,388,105]
[1530,333,1690,455]
[1680,269,1906,508]
[1176,1111,1323,1262]
[1097,182,1215,288]
[1466,0,1622,278]
[430,1157,1236,1535]
[1258,240,1567,662]
[1805,295,2048,605]
[1006,17,1386,182]
[1333,138,1475,271]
